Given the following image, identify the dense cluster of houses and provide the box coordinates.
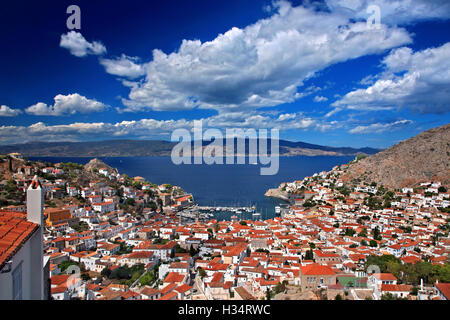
[1,157,449,300]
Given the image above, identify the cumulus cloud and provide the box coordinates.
[60,31,106,57]
[325,0,450,25]
[25,93,109,116]
[0,105,22,117]
[332,42,450,114]
[99,55,146,79]
[349,119,413,134]
[118,1,411,112]
[0,110,340,145]
[314,96,328,102]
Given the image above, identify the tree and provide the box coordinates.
[274,281,287,294]
[369,240,378,247]
[358,228,368,237]
[372,227,382,240]
[265,288,272,300]
[344,228,356,237]
[101,267,111,278]
[335,294,342,300]
[198,268,206,279]
[381,293,394,300]
[304,249,314,261]
[189,245,197,257]
[81,273,91,281]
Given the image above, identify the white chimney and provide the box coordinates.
[420,278,423,291]
[27,175,44,225]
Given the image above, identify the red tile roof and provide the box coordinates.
[300,263,335,275]
[0,210,39,269]
[381,284,412,292]
[435,283,450,300]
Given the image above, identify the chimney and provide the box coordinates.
[420,278,423,291]
[27,175,44,225]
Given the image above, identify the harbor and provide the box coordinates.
[174,203,287,223]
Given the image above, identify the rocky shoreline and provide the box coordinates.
[264,188,290,202]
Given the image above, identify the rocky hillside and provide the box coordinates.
[342,124,450,189]
[84,158,118,174]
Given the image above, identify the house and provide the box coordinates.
[0,176,49,300]
[299,263,336,291]
[368,273,397,291]
[140,286,161,300]
[168,262,190,274]
[435,282,450,300]
[120,251,154,267]
[97,242,120,256]
[380,284,412,299]
[163,272,187,286]
[50,274,84,300]
[233,286,257,300]
[133,241,176,261]
[174,284,193,300]
[92,202,115,214]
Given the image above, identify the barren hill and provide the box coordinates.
[342,124,450,189]
[84,158,118,174]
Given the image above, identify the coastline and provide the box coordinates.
[264,188,290,202]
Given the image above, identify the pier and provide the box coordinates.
[197,206,256,213]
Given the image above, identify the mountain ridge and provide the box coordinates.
[0,139,380,157]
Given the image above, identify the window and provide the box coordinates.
[12,262,23,300]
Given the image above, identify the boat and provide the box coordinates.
[252,212,261,220]
[275,206,281,214]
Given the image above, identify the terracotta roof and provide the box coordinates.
[372,273,397,281]
[174,284,193,294]
[157,291,178,300]
[141,286,160,297]
[300,263,335,276]
[234,286,256,300]
[435,283,450,300]
[0,210,39,269]
[381,284,412,292]
[164,272,185,283]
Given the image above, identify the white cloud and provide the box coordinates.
[118,1,411,112]
[349,119,413,134]
[99,54,146,79]
[332,42,450,114]
[60,31,106,57]
[25,93,109,116]
[0,110,340,145]
[325,0,450,25]
[314,96,328,102]
[0,105,22,117]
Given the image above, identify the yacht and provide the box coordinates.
[252,212,261,220]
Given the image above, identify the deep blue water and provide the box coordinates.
[29,156,353,220]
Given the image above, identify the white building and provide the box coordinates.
[0,176,48,300]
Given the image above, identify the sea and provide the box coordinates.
[29,156,353,220]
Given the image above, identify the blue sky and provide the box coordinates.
[0,0,449,148]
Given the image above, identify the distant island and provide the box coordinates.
[0,138,380,157]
